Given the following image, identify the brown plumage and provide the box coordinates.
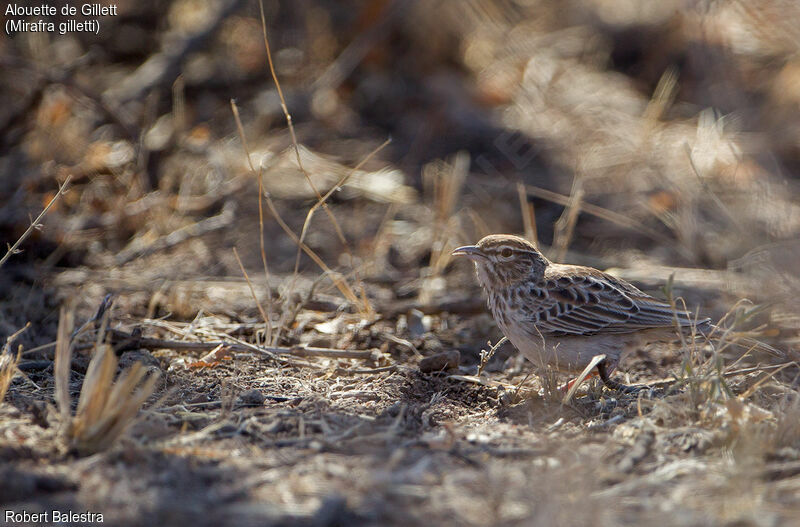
[453,234,710,391]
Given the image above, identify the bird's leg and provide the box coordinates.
[560,372,598,392]
[596,360,641,393]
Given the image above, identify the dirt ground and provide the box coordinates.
[2,1,800,526]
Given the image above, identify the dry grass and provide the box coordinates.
[476,336,507,377]
[516,181,538,246]
[0,348,21,403]
[256,0,373,321]
[54,309,160,455]
[419,153,469,305]
[0,323,28,402]
[2,1,800,525]
[230,99,361,318]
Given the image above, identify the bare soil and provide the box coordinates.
[2,2,800,526]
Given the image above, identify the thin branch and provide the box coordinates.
[1,175,71,269]
[2,322,30,355]
[105,328,379,360]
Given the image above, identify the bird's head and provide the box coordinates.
[452,234,549,289]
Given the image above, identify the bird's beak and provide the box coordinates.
[451,245,486,260]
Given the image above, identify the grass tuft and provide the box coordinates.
[0,348,21,403]
[54,308,160,456]
[0,322,29,402]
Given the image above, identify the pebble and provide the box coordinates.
[418,350,460,373]
[237,389,266,406]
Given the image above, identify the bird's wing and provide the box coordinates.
[522,271,703,336]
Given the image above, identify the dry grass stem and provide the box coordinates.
[54,310,160,455]
[517,181,538,246]
[524,183,684,254]
[230,99,361,334]
[420,153,468,304]
[553,176,584,262]
[256,165,274,343]
[258,0,371,317]
[232,247,271,344]
[54,307,74,422]
[477,336,507,377]
[289,137,391,316]
[229,99,274,342]
[0,324,30,401]
[0,175,71,269]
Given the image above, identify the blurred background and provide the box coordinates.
[1,0,799,351]
[4,2,800,525]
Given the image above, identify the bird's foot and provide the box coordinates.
[596,361,645,394]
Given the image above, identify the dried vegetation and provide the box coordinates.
[1,0,800,525]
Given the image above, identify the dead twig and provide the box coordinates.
[477,336,508,377]
[104,328,380,361]
[1,175,71,269]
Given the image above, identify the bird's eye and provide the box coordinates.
[501,248,513,258]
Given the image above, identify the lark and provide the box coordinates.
[452,234,710,392]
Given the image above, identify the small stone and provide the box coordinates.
[118,350,161,370]
[418,350,460,373]
[237,389,266,406]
